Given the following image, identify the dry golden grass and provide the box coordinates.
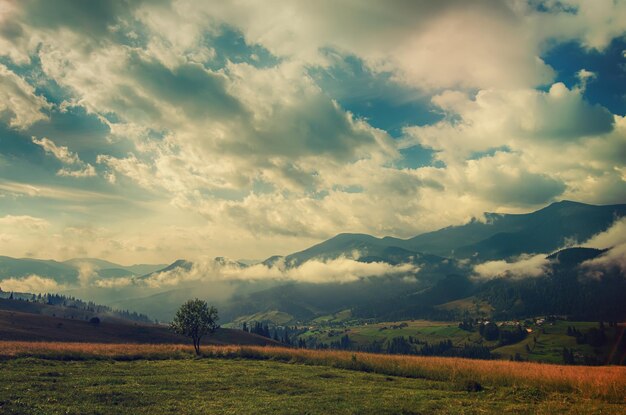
[0,341,198,358]
[1,341,624,401]
[247,347,626,400]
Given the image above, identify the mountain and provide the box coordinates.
[547,247,607,267]
[0,256,167,286]
[63,258,167,276]
[0,256,79,283]
[475,246,625,321]
[399,200,626,260]
[222,244,626,323]
[284,233,391,266]
[1,200,623,324]
[140,259,193,278]
[274,201,625,264]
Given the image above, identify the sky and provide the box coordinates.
[0,0,625,265]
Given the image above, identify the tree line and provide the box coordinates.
[1,290,153,323]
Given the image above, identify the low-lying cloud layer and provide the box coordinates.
[0,255,419,298]
[473,254,551,280]
[581,217,626,275]
[472,217,626,280]
[134,256,419,289]
[0,275,62,293]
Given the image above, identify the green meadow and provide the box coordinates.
[1,357,624,415]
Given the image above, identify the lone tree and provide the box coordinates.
[170,299,219,355]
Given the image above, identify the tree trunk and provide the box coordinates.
[193,337,200,355]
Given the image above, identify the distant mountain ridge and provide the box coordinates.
[2,200,622,282]
[0,256,166,286]
[280,200,625,265]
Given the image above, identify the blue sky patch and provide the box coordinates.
[543,38,626,115]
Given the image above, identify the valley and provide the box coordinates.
[1,200,625,368]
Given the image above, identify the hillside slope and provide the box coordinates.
[267,201,625,264]
[0,309,279,345]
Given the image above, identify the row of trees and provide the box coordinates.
[242,322,297,345]
[2,291,152,323]
[478,322,528,345]
[566,323,608,347]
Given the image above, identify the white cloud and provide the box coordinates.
[0,64,50,129]
[32,136,97,178]
[473,254,551,280]
[141,256,419,288]
[404,83,614,162]
[581,218,626,275]
[0,275,62,293]
[0,215,49,231]
[582,244,626,276]
[0,181,121,202]
[397,83,624,214]
[0,0,624,264]
[94,276,133,288]
[75,262,97,287]
[283,257,418,284]
[57,164,97,178]
[183,0,554,90]
[32,136,80,164]
[528,0,626,51]
[583,217,626,250]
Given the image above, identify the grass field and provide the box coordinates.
[0,341,624,414]
[299,318,625,365]
[300,319,483,348]
[493,321,620,364]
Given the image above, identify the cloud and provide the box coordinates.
[32,136,97,178]
[31,136,80,164]
[465,152,567,205]
[186,0,554,90]
[57,164,97,178]
[473,254,551,280]
[581,217,626,275]
[0,0,624,264]
[474,218,626,280]
[582,244,626,276]
[283,257,418,284]
[75,262,97,287]
[583,217,626,250]
[96,154,155,188]
[530,0,626,51]
[0,181,122,202]
[395,83,623,215]
[94,276,134,289]
[404,83,614,162]
[0,215,49,231]
[140,256,419,288]
[0,64,50,129]
[0,275,62,293]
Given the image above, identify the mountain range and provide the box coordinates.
[0,257,167,286]
[1,200,624,323]
[280,200,626,264]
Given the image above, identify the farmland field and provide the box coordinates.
[295,318,625,365]
[0,342,624,414]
